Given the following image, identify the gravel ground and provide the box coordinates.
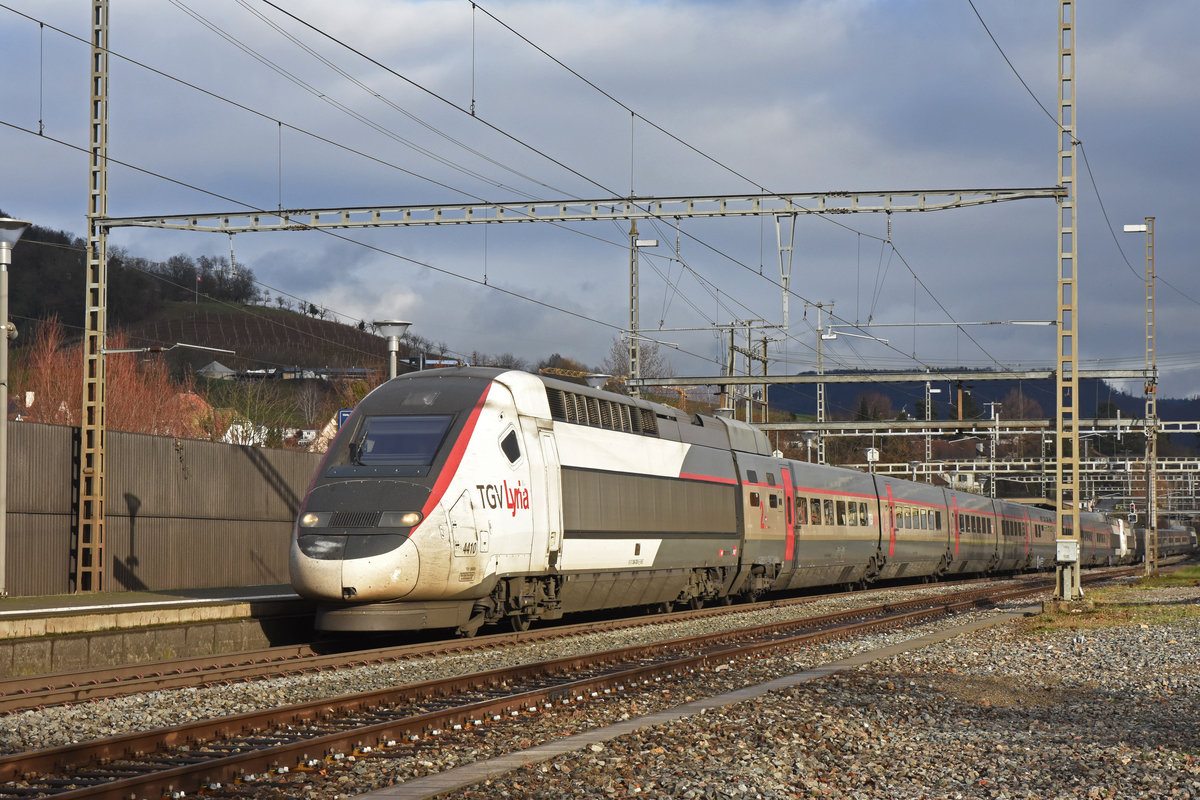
[446,585,1200,800]
[4,578,1198,800]
[0,581,1010,754]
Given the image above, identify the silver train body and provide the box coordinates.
[289,368,1147,636]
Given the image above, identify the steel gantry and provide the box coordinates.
[99,188,1065,233]
[1054,0,1083,602]
[75,188,1062,590]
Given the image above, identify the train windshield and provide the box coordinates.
[353,415,453,466]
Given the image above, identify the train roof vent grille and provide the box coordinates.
[545,388,655,436]
[331,511,383,528]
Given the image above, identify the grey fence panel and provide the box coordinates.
[9,422,74,514]
[5,513,73,596]
[4,421,322,596]
[105,517,292,590]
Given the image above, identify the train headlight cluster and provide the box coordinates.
[380,511,423,528]
[299,511,331,528]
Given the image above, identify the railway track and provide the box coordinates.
[0,572,1055,716]
[0,576,1084,800]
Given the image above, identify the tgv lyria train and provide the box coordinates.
[289,367,1140,636]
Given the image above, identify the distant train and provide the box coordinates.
[289,368,1182,636]
[1138,525,1198,560]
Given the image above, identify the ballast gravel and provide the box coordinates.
[3,579,1198,800]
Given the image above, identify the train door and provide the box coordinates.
[781,466,796,569]
[448,490,489,585]
[537,430,563,570]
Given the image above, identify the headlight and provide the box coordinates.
[299,511,331,528]
[379,511,423,528]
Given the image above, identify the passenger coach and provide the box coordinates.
[290,367,1137,636]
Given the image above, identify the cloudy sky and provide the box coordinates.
[2,1,1198,401]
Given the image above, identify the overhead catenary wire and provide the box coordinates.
[2,2,790,372]
[6,3,1094,385]
[248,1,944,363]
[969,0,1198,309]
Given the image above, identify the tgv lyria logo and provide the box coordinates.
[476,481,530,516]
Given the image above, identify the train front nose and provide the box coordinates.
[289,479,429,602]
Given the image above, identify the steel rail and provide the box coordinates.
[0,573,1029,715]
[0,578,1089,799]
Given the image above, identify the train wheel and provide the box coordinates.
[688,596,705,610]
[509,613,532,632]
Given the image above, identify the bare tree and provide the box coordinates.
[600,336,675,380]
[295,381,323,426]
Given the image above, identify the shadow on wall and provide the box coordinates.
[239,445,304,516]
[111,491,149,591]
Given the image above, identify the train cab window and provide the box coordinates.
[500,430,522,464]
[749,492,760,507]
[823,499,834,526]
[352,415,453,467]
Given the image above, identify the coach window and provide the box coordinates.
[749,492,760,507]
[499,429,522,464]
[935,511,942,530]
[858,503,868,525]
[766,473,777,487]
[769,494,779,509]
[823,499,834,526]
[797,496,808,525]
[747,470,758,484]
[811,498,822,525]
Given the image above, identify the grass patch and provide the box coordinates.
[1135,564,1200,589]
[1017,569,1200,635]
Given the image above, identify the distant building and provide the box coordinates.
[197,360,237,380]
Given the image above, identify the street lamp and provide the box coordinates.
[373,320,412,380]
[0,218,30,597]
[1124,218,1157,575]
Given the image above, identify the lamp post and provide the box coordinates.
[1124,218,1157,575]
[373,320,412,380]
[0,218,30,597]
